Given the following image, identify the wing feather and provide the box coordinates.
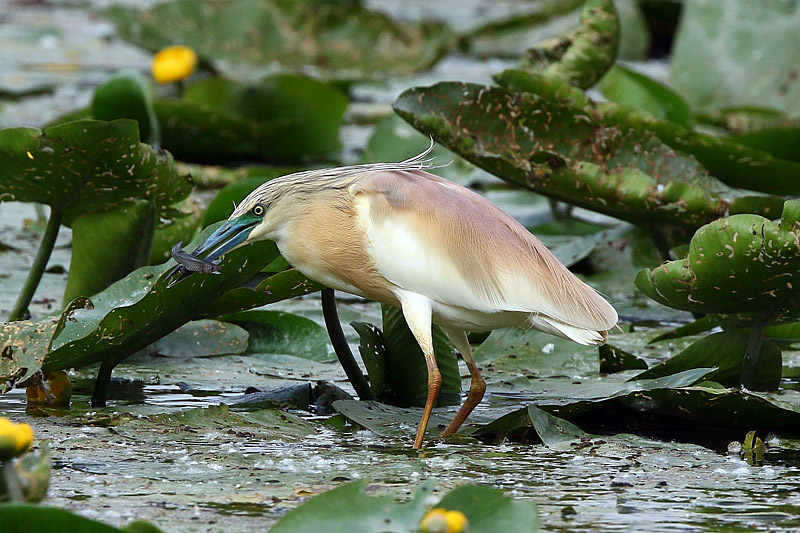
[351,170,617,331]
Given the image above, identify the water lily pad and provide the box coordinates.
[349,305,460,408]
[0,505,163,533]
[632,331,782,390]
[149,198,204,265]
[221,310,333,362]
[112,404,315,442]
[394,82,728,229]
[0,319,58,393]
[431,485,538,533]
[272,479,537,533]
[38,225,270,371]
[106,0,454,80]
[494,70,800,197]
[149,319,249,358]
[472,328,599,380]
[166,75,347,162]
[600,64,692,128]
[63,200,155,305]
[0,119,189,225]
[635,201,800,317]
[360,113,497,188]
[91,70,160,147]
[522,0,619,89]
[670,0,800,116]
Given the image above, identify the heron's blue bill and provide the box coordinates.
[166,217,258,287]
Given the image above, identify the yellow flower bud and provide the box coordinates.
[0,418,34,460]
[151,45,198,84]
[420,508,469,533]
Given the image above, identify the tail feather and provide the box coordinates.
[529,316,608,346]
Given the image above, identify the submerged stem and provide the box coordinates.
[321,288,375,401]
[9,207,63,321]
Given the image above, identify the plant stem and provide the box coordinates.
[740,316,768,390]
[648,224,673,263]
[321,288,375,401]
[2,461,24,502]
[91,358,117,407]
[9,207,63,321]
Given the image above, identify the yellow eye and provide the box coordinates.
[252,204,265,216]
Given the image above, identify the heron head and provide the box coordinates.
[189,201,271,265]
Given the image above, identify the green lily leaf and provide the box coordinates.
[598,343,648,374]
[271,480,432,533]
[648,316,714,343]
[170,75,347,162]
[203,177,271,227]
[470,368,800,441]
[669,0,800,116]
[119,404,315,441]
[349,306,462,407]
[632,331,782,391]
[272,479,538,533]
[91,70,160,148]
[1,446,50,503]
[493,70,800,197]
[433,484,539,533]
[221,310,333,362]
[694,105,792,134]
[600,64,692,128]
[394,81,727,229]
[0,297,90,392]
[465,0,646,62]
[635,201,800,316]
[595,103,800,196]
[360,113,496,188]
[154,75,346,163]
[0,119,189,225]
[149,198,204,265]
[149,319,249,358]
[105,0,454,80]
[31,223,277,372]
[522,0,619,89]
[0,505,164,533]
[199,268,322,319]
[0,319,58,393]
[473,328,598,382]
[726,126,800,164]
[63,200,155,305]
[351,321,386,397]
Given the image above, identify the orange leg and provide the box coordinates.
[414,351,442,449]
[441,328,486,438]
[397,292,440,450]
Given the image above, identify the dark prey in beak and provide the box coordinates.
[165,217,259,288]
[166,242,221,287]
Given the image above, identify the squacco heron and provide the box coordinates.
[175,150,617,449]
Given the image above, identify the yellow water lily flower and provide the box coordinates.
[0,418,34,460]
[420,508,469,533]
[151,45,198,84]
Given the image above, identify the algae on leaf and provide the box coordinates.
[635,201,800,317]
[0,119,188,225]
[522,0,620,89]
